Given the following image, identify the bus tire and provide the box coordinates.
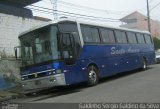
[141,59,147,71]
[87,66,99,86]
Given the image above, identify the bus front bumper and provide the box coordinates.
[21,73,66,92]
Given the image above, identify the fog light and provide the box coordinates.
[21,78,25,80]
[48,72,52,75]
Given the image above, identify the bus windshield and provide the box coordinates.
[20,25,60,66]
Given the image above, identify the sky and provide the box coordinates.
[29,0,160,26]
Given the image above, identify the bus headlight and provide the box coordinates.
[21,77,25,80]
[48,72,52,75]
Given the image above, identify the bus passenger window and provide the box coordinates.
[81,25,100,43]
[115,30,127,43]
[144,34,152,44]
[90,28,100,43]
[100,28,115,43]
[127,32,137,44]
[136,33,145,44]
[81,26,92,43]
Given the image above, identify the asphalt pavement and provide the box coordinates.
[11,64,160,103]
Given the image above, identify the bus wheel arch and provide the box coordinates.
[86,63,99,86]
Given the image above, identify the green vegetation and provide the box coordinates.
[153,37,160,50]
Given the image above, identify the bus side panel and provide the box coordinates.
[63,44,155,85]
[63,44,119,84]
[62,60,88,85]
[107,44,143,75]
[81,45,121,77]
[145,44,155,65]
[138,44,155,65]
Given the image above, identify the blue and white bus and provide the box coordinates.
[16,18,155,92]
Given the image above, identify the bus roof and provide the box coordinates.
[19,18,150,37]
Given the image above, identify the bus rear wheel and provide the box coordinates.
[87,66,99,86]
[141,59,147,71]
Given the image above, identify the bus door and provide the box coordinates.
[59,32,85,84]
[60,33,76,65]
[59,32,81,65]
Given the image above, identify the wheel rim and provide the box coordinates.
[89,70,97,83]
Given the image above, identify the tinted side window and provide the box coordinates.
[115,30,127,43]
[127,32,137,44]
[90,28,100,43]
[136,33,145,44]
[61,34,72,50]
[100,28,115,43]
[81,25,100,43]
[81,25,92,42]
[144,34,152,44]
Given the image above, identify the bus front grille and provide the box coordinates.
[27,72,47,79]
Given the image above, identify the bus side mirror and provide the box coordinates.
[14,46,21,60]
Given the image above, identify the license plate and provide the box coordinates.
[35,80,41,85]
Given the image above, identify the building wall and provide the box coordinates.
[120,22,138,29]
[121,19,160,37]
[137,19,160,37]
[0,0,48,90]
[120,12,160,38]
[0,13,48,57]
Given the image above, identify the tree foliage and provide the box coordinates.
[153,37,160,50]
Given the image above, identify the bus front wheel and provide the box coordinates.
[87,66,99,86]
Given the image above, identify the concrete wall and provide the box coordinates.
[0,13,48,57]
[0,12,49,90]
[0,59,21,90]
